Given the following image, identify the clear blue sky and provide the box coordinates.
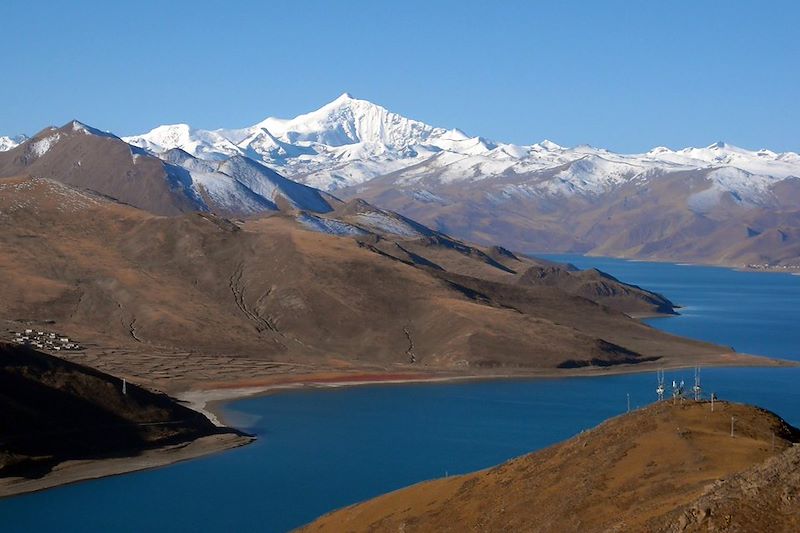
[2,0,798,152]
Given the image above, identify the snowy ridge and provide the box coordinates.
[122,94,798,202]
[159,148,333,215]
[687,167,781,213]
[159,149,272,215]
[352,211,423,237]
[0,134,28,152]
[296,213,366,236]
[218,156,332,213]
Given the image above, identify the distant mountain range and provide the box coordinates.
[3,94,799,266]
[119,93,800,195]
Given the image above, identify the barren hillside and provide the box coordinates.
[301,401,800,532]
[0,176,741,391]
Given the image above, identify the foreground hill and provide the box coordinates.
[0,175,739,388]
[660,439,800,532]
[301,401,800,532]
[0,343,240,485]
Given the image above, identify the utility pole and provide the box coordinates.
[122,378,127,395]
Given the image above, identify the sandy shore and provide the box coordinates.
[0,433,253,499]
[181,351,797,426]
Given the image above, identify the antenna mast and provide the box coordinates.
[672,379,685,403]
[693,366,702,401]
[656,369,665,401]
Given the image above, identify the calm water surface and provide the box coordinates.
[2,256,799,532]
[543,254,800,360]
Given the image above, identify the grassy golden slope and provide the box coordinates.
[301,401,799,533]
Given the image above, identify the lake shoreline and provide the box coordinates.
[187,352,795,426]
[0,433,253,500]
[1,352,794,500]
[572,252,800,275]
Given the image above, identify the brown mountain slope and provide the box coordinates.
[0,121,203,215]
[0,342,230,479]
[0,176,737,386]
[516,266,676,315]
[300,401,800,533]
[314,198,675,316]
[0,121,336,218]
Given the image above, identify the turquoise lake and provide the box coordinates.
[2,256,799,532]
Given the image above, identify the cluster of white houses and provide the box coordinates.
[746,263,800,271]
[13,329,83,351]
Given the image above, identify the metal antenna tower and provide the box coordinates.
[672,379,685,402]
[692,366,702,401]
[656,369,665,401]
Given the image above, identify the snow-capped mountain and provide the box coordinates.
[124,93,800,201]
[125,93,485,190]
[7,97,798,267]
[0,134,28,152]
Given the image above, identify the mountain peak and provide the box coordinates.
[647,146,673,155]
[66,120,116,138]
[141,123,193,135]
[318,92,363,112]
[539,139,564,151]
